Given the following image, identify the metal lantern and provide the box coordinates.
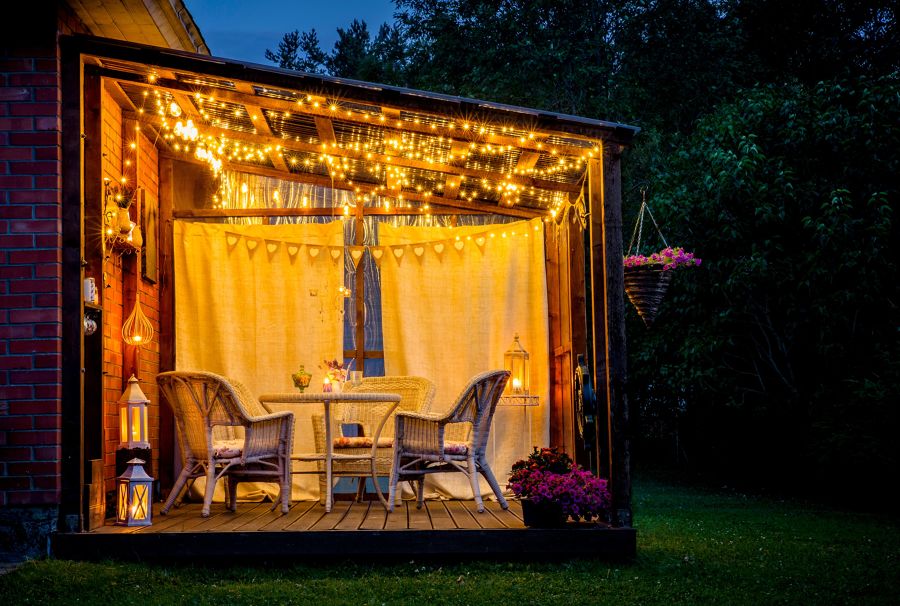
[118,375,150,449]
[503,333,530,395]
[115,458,153,526]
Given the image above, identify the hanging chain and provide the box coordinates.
[627,188,668,256]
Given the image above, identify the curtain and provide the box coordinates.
[379,218,550,500]
[173,220,345,500]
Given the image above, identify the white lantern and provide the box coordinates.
[504,333,530,395]
[118,375,150,449]
[115,458,153,526]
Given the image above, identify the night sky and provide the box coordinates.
[183,0,398,65]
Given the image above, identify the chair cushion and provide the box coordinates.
[212,439,244,459]
[333,436,393,449]
[443,441,468,455]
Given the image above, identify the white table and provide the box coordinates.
[258,391,401,512]
[497,394,541,459]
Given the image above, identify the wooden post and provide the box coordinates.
[588,149,631,528]
[157,157,175,490]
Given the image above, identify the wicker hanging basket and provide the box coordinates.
[624,265,672,327]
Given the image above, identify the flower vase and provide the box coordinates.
[624,265,672,327]
[520,498,567,528]
[291,366,312,393]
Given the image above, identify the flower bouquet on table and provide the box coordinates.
[319,358,351,392]
[507,447,610,527]
[623,246,701,327]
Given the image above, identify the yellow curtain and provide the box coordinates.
[173,220,345,501]
[379,218,550,500]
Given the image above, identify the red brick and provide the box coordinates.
[33,354,60,369]
[0,295,32,308]
[9,309,58,323]
[10,161,59,176]
[32,383,61,399]
[0,234,33,247]
[9,279,57,293]
[9,339,58,354]
[33,414,60,429]
[0,386,32,399]
[0,447,32,460]
[35,292,61,306]
[0,175,33,188]
[0,416,32,430]
[13,190,59,204]
[0,60,33,71]
[33,324,60,338]
[0,325,32,339]
[0,147,32,160]
[34,59,57,72]
[9,369,57,384]
[7,73,57,87]
[36,234,60,247]
[0,266,33,279]
[34,88,59,102]
[33,176,59,189]
[34,265,60,280]
[33,147,58,160]
[9,132,57,145]
[10,102,58,117]
[0,355,32,370]
[0,205,34,218]
[9,251,59,266]
[35,117,60,131]
[0,117,33,130]
[0,477,31,490]
[7,490,59,505]
[34,204,61,218]
[8,430,58,445]
[34,445,60,461]
[8,461,58,475]
[32,476,60,490]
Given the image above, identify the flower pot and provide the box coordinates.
[624,265,672,327]
[520,498,567,528]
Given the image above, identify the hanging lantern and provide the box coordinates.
[504,333,530,395]
[115,458,153,526]
[118,375,150,449]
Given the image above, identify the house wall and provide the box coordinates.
[0,2,89,555]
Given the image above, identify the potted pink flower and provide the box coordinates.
[507,447,610,527]
[623,246,701,326]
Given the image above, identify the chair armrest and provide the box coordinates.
[243,411,294,459]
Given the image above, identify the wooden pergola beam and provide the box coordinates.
[101,69,598,158]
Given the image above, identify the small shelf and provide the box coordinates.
[499,395,540,407]
[84,301,102,312]
[106,234,140,254]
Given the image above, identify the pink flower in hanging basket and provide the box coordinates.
[624,246,701,271]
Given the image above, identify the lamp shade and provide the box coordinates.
[118,375,150,449]
[504,333,530,395]
[115,458,153,526]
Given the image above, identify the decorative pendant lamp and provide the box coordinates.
[123,255,153,346]
[115,458,153,526]
[503,333,530,395]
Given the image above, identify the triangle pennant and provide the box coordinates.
[245,238,260,251]
[226,233,239,248]
[433,242,445,255]
[329,246,343,261]
[475,235,486,248]
[265,240,280,254]
[413,245,425,258]
[287,244,300,257]
[349,246,365,268]
[370,247,384,268]
[308,246,321,259]
[453,239,465,251]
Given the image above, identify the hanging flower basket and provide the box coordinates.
[624,194,701,327]
[624,264,673,327]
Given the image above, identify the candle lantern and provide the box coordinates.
[119,375,150,449]
[116,375,153,478]
[115,458,153,526]
[503,333,530,395]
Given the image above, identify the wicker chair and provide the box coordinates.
[157,371,294,517]
[312,376,436,503]
[387,369,510,513]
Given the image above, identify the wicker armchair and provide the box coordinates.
[312,376,436,503]
[387,369,510,513]
[157,371,294,517]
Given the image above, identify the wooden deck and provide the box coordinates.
[52,499,636,561]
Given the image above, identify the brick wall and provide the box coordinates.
[0,8,66,512]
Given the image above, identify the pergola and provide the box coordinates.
[58,35,638,554]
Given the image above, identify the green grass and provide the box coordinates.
[2,475,897,605]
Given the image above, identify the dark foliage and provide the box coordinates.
[264,0,900,501]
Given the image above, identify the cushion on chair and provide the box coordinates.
[333,436,393,449]
[212,438,244,459]
[442,441,468,455]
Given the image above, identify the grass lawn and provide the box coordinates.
[2,475,897,605]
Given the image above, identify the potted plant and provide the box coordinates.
[507,447,611,527]
[623,246,701,326]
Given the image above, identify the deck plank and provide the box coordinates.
[444,500,481,529]
[334,501,370,530]
[408,502,433,530]
[483,500,524,528]
[237,501,310,531]
[359,502,387,530]
[383,503,408,530]
[309,502,353,530]
[425,501,456,530]
[265,501,322,531]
